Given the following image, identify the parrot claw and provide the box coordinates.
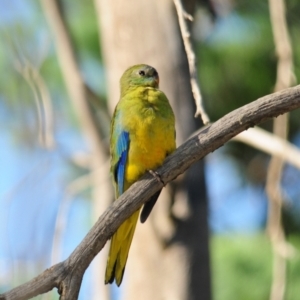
[149,170,165,186]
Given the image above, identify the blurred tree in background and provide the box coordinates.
[0,0,300,299]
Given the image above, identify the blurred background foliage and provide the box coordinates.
[0,0,300,299]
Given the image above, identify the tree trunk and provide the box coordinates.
[94,0,211,299]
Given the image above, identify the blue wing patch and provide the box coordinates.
[114,131,130,195]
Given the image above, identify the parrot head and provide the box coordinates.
[120,64,159,95]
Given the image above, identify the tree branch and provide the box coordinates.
[1,85,300,300]
[173,0,210,123]
[40,0,108,153]
[267,0,296,299]
[232,127,300,169]
[40,2,112,298]
[14,59,55,149]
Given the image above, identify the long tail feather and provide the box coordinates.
[105,210,140,286]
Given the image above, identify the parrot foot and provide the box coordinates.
[149,170,165,186]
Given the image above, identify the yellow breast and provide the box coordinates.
[122,88,175,185]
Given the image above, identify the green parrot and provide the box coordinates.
[105,64,176,286]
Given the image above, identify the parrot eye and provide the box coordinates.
[139,70,145,76]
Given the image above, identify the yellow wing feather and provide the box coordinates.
[105,210,140,286]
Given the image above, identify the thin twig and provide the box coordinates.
[51,161,110,265]
[15,62,44,146]
[269,0,295,92]
[232,127,300,169]
[30,67,55,149]
[7,31,55,150]
[173,0,210,124]
[267,0,296,299]
[14,60,55,149]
